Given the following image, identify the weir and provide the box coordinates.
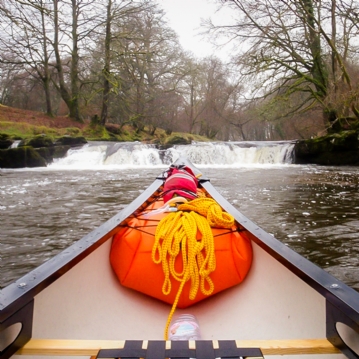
[50,141,295,168]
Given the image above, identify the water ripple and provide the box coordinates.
[0,165,358,292]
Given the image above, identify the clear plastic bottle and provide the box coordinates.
[168,314,201,341]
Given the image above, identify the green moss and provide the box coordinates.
[166,135,192,145]
[294,130,359,165]
[55,136,87,146]
[63,127,82,136]
[0,121,33,138]
[21,135,54,148]
[83,124,112,140]
[0,122,57,139]
[0,119,211,144]
[165,133,208,145]
[32,126,55,135]
[0,146,47,168]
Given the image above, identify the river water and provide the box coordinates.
[0,141,358,291]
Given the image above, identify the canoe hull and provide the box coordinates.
[1,158,359,359]
[8,238,344,359]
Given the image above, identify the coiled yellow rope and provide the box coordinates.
[179,198,235,228]
[152,197,235,339]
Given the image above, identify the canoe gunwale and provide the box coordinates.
[171,158,359,358]
[0,157,359,359]
[0,177,164,359]
[198,173,359,359]
[0,178,163,321]
[201,179,359,319]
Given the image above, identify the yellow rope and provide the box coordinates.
[178,198,235,228]
[152,197,234,339]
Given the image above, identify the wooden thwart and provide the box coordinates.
[236,339,341,355]
[16,338,340,357]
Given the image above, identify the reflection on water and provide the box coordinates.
[206,166,359,290]
[0,165,358,291]
[0,168,158,289]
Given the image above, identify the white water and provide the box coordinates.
[50,141,295,169]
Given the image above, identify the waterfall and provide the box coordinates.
[10,140,21,148]
[49,141,295,169]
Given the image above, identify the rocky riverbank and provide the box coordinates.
[0,133,199,168]
[1,103,359,167]
[294,130,359,166]
[0,105,208,168]
[2,131,359,168]
[0,134,87,168]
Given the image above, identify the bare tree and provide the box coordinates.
[210,0,359,131]
[0,0,54,115]
[99,0,113,126]
[97,1,183,131]
[177,58,207,134]
[52,0,103,122]
[98,0,149,126]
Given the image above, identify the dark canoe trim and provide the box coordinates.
[0,300,33,359]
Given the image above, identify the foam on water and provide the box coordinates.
[49,141,295,169]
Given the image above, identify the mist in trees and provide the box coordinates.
[1,0,359,141]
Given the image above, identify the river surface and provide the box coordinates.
[0,142,358,291]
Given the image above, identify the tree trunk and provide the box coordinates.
[189,83,195,133]
[100,0,112,126]
[302,0,328,99]
[53,0,82,122]
[43,77,53,116]
[331,0,338,93]
[70,0,81,122]
[40,1,53,116]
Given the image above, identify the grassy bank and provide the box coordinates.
[0,105,209,145]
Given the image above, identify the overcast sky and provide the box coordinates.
[157,0,225,59]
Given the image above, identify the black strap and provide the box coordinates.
[96,340,263,359]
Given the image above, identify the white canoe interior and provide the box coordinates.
[10,236,354,359]
[1,159,358,359]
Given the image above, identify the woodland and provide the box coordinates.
[1,0,359,141]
